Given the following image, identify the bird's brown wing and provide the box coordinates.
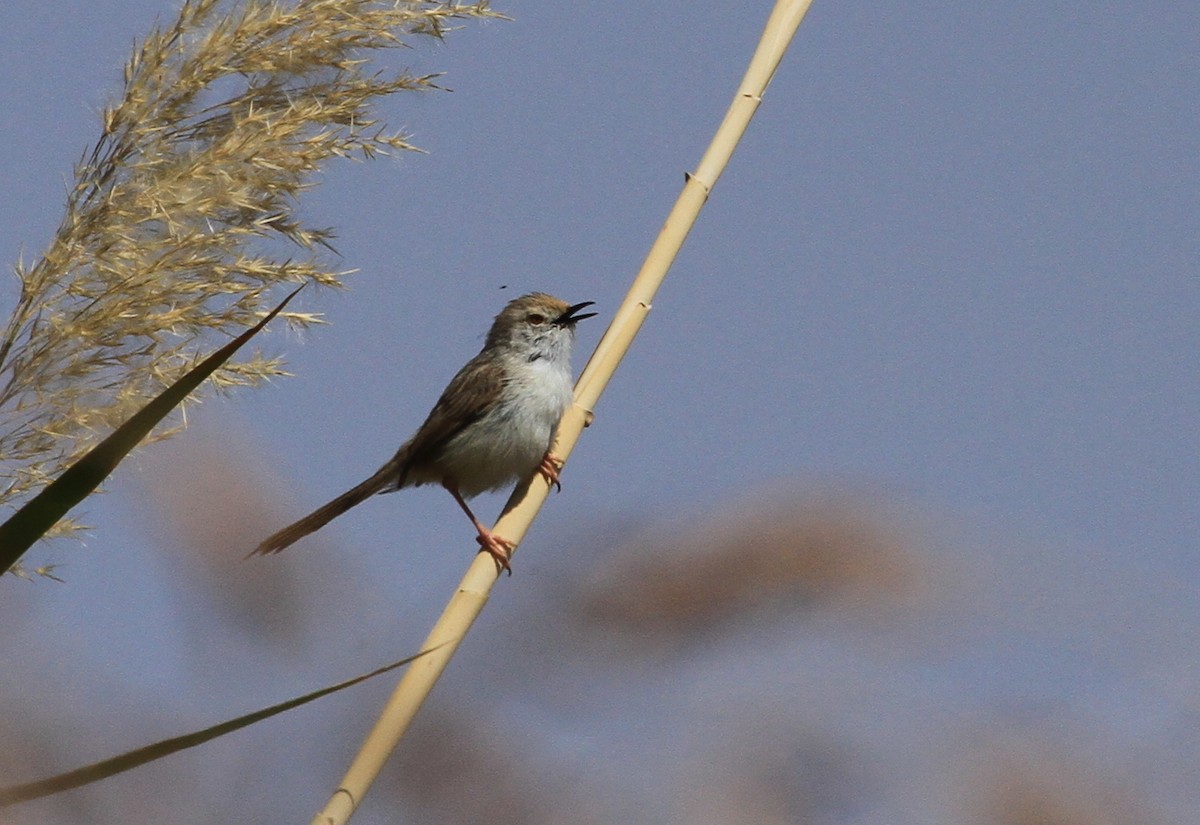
[394,352,505,486]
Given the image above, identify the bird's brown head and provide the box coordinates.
[484,293,596,358]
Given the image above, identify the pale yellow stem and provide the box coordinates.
[309,2,815,822]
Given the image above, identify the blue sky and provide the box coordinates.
[1,2,1197,822]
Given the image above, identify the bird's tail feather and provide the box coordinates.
[249,457,405,557]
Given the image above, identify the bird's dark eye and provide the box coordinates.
[527,313,546,325]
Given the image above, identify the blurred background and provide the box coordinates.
[1,1,1198,823]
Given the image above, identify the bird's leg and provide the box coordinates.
[537,452,563,493]
[445,482,514,575]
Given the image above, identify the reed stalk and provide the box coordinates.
[308,2,817,822]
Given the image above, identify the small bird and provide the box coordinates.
[251,292,596,571]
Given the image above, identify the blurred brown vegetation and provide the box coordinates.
[574,490,923,641]
[0,434,1171,823]
[974,746,1153,825]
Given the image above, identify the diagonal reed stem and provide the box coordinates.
[309,2,816,822]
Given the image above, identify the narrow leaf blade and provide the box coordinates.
[0,645,435,806]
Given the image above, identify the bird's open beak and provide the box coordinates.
[556,301,597,325]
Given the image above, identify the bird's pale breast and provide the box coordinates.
[435,358,573,497]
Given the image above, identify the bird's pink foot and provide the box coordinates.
[475,530,515,575]
[538,453,564,493]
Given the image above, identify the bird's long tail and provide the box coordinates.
[249,456,406,557]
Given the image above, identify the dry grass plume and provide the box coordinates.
[0,0,498,575]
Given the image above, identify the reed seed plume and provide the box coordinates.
[0,0,498,574]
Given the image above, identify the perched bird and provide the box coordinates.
[250,293,596,572]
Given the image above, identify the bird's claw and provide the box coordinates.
[538,453,564,493]
[476,532,515,576]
